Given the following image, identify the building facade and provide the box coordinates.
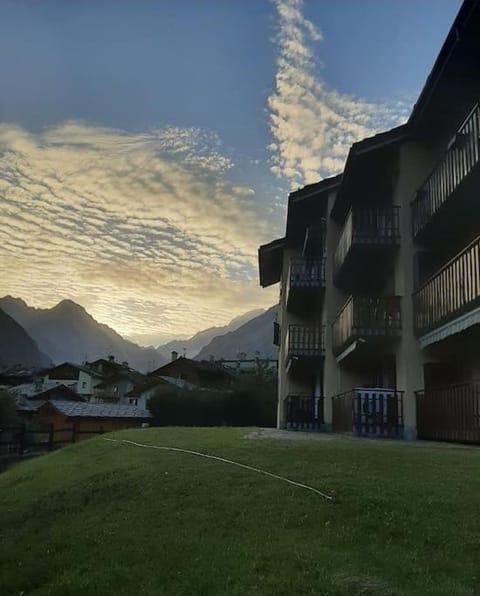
[42,363,103,398]
[259,0,480,442]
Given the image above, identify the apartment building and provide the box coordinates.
[259,0,480,442]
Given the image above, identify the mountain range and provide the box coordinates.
[156,309,265,360]
[0,307,52,369]
[0,296,277,372]
[195,305,278,361]
[0,296,166,372]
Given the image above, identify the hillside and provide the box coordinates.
[0,297,166,372]
[0,308,52,369]
[157,309,264,359]
[195,305,278,360]
[1,428,479,595]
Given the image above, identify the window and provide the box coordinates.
[113,385,118,393]
[82,381,87,389]
[128,398,138,406]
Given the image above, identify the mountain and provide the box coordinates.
[0,297,166,373]
[195,305,278,361]
[156,309,265,360]
[0,307,52,369]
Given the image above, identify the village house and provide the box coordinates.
[126,376,201,409]
[149,353,233,389]
[92,369,147,403]
[85,356,124,376]
[41,362,104,399]
[35,400,151,437]
[259,0,480,442]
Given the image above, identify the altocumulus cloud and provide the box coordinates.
[0,122,278,344]
[268,0,412,187]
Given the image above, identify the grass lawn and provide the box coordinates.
[1,428,479,595]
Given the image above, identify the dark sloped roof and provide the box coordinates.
[258,237,285,288]
[30,384,85,401]
[409,0,480,128]
[46,362,104,378]
[288,174,343,203]
[43,400,151,419]
[16,396,45,412]
[330,125,408,222]
[125,377,169,397]
[149,357,232,380]
[95,369,147,389]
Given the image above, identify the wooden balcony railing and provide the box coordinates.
[412,102,480,238]
[413,235,480,336]
[416,381,480,443]
[332,296,402,354]
[332,388,404,438]
[334,206,400,276]
[287,325,325,359]
[286,394,324,431]
[288,256,325,289]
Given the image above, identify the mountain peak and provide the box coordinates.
[52,299,88,314]
[0,295,29,308]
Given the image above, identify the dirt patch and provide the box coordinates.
[244,428,479,449]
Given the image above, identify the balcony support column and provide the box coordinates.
[393,141,431,439]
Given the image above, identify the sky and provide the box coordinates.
[0,0,461,345]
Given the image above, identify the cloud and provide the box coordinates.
[268,0,412,187]
[0,122,278,344]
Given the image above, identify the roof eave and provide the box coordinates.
[258,237,285,287]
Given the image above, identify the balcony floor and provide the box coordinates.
[335,335,400,364]
[287,286,325,315]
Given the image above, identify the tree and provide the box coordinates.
[0,389,17,427]
[147,369,276,428]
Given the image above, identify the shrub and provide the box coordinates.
[147,370,276,428]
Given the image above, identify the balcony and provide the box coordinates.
[286,325,325,377]
[332,296,402,357]
[333,206,400,289]
[413,236,480,339]
[285,394,324,432]
[332,388,404,438]
[412,103,480,242]
[416,381,480,443]
[286,256,326,314]
[287,325,325,359]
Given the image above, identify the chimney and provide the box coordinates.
[171,351,178,362]
[108,354,115,362]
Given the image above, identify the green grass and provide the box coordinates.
[1,428,479,595]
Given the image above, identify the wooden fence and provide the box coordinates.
[416,381,480,443]
[0,425,105,455]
